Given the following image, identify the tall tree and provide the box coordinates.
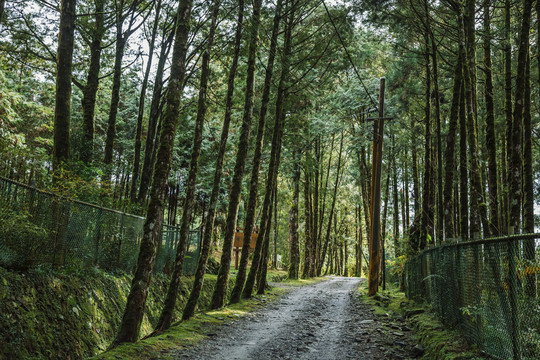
[288,149,301,279]
[53,0,77,173]
[79,0,105,165]
[137,21,176,202]
[210,0,263,310]
[229,0,283,303]
[130,0,162,201]
[182,0,244,321]
[103,0,146,174]
[155,0,220,331]
[510,0,533,234]
[482,0,499,236]
[113,0,193,344]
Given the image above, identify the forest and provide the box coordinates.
[0,0,539,358]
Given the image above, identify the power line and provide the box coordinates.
[320,0,378,109]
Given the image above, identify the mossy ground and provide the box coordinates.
[0,264,323,359]
[357,280,487,360]
[95,269,327,360]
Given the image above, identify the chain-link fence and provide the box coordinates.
[405,235,540,359]
[0,176,200,275]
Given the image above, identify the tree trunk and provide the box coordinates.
[459,79,468,240]
[272,187,278,269]
[503,0,512,234]
[319,132,344,275]
[229,0,283,303]
[241,0,291,298]
[80,0,104,165]
[523,52,536,298]
[443,50,462,240]
[156,0,220,332]
[510,0,533,234]
[104,16,127,172]
[288,150,301,279]
[130,0,162,202]
[210,0,263,310]
[411,146,420,217]
[302,157,312,279]
[420,33,434,250]
[460,8,489,238]
[182,0,244,321]
[53,0,77,172]
[138,24,175,203]
[113,0,193,344]
[482,1,499,237]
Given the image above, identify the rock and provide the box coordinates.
[359,319,374,324]
[412,344,425,357]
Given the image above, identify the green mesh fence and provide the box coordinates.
[0,176,200,275]
[405,235,540,359]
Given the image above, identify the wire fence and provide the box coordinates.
[0,176,200,275]
[405,234,540,360]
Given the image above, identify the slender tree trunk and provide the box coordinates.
[317,135,335,273]
[229,0,283,303]
[319,132,344,274]
[460,8,489,238]
[288,150,301,279]
[443,50,462,240]
[420,34,434,250]
[429,30,443,244]
[156,0,220,331]
[138,25,175,203]
[53,0,77,172]
[411,147,420,217]
[523,52,536,298]
[130,0,162,201]
[392,153,399,258]
[80,0,104,165]
[113,0,193,344]
[510,0,533,234]
[459,80,468,240]
[210,0,263,309]
[311,138,320,276]
[272,186,278,269]
[503,0,512,234]
[302,157,312,279]
[483,1,499,237]
[242,1,291,298]
[104,7,128,171]
[182,0,244,321]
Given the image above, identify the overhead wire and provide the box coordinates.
[320,0,379,110]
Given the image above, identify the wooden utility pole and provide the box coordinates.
[368,78,386,296]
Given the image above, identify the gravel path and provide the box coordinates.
[168,277,418,360]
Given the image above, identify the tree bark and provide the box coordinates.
[138,23,175,203]
[113,0,193,344]
[155,0,220,331]
[130,0,162,202]
[229,0,283,303]
[80,0,104,165]
[319,132,344,275]
[419,33,434,250]
[288,149,301,279]
[210,0,263,309]
[443,50,462,240]
[510,0,533,234]
[302,157,312,279]
[503,0,512,233]
[182,0,244,321]
[53,0,77,172]
[459,80,468,240]
[482,1,499,237]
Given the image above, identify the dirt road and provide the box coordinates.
[169,277,417,360]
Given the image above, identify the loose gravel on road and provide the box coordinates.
[165,277,420,360]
